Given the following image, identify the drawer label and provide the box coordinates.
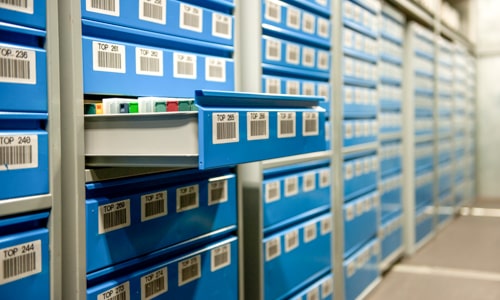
[0,240,42,284]
[0,46,36,84]
[0,135,38,170]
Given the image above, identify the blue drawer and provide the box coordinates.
[342,0,378,39]
[380,173,402,222]
[0,113,49,200]
[380,212,402,262]
[438,190,453,225]
[415,205,434,245]
[415,141,433,173]
[343,55,377,88]
[343,26,378,65]
[0,0,46,30]
[85,168,237,272]
[415,171,433,209]
[380,140,402,178]
[343,191,378,257]
[87,236,238,300]
[343,84,377,118]
[379,83,402,112]
[344,153,377,201]
[379,112,401,135]
[262,160,331,231]
[290,272,333,300]
[438,165,452,195]
[0,212,50,299]
[343,238,379,300]
[343,119,377,148]
[263,213,332,300]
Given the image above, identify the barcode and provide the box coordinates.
[305,119,318,134]
[0,58,30,80]
[289,14,298,26]
[266,79,280,94]
[287,82,299,94]
[99,201,130,233]
[266,1,280,22]
[268,185,279,201]
[267,41,280,60]
[103,209,127,230]
[3,252,36,280]
[98,51,122,69]
[280,120,294,135]
[0,145,32,165]
[217,122,236,140]
[0,0,27,8]
[108,293,126,300]
[90,0,116,12]
[99,283,129,300]
[145,277,165,298]
[143,2,163,21]
[303,84,314,95]
[145,199,165,218]
[250,119,267,137]
[209,65,223,78]
[286,177,297,195]
[287,46,298,63]
[177,61,194,76]
[304,223,317,242]
[179,256,201,286]
[307,288,319,300]
[213,251,228,269]
[181,4,201,32]
[215,20,229,36]
[140,56,160,73]
[266,238,280,261]
[285,230,298,252]
[180,193,196,209]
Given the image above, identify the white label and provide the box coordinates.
[344,29,353,48]
[205,57,226,82]
[284,176,299,197]
[0,0,33,13]
[179,3,202,32]
[141,190,167,222]
[320,217,332,235]
[345,163,353,180]
[355,200,363,216]
[302,12,315,34]
[363,158,370,174]
[344,1,353,18]
[345,58,353,76]
[355,160,363,176]
[136,47,163,76]
[355,34,363,50]
[266,237,281,261]
[0,240,41,284]
[0,45,36,84]
[176,184,199,212]
[208,179,228,205]
[318,51,329,70]
[287,7,301,29]
[316,0,327,6]
[98,282,130,300]
[345,122,353,139]
[98,200,131,234]
[302,47,315,67]
[363,121,370,137]
[178,255,201,286]
[304,223,317,243]
[247,112,269,140]
[265,0,281,22]
[355,121,362,137]
[364,196,372,212]
[345,88,353,104]
[141,268,168,300]
[303,112,319,136]
[286,80,300,95]
[318,84,329,101]
[347,261,355,277]
[173,53,196,79]
[321,278,333,298]
[277,112,296,138]
[346,205,354,221]
[303,172,316,192]
[212,13,231,39]
[266,78,280,94]
[307,287,320,300]
[286,44,300,65]
[371,156,377,171]
[266,39,281,61]
[318,18,329,38]
[86,0,119,16]
[266,181,280,203]
[211,243,231,272]
[319,170,330,188]
[0,135,38,170]
[285,230,299,252]
[92,41,125,73]
[212,112,239,144]
[303,82,315,96]
[139,0,166,24]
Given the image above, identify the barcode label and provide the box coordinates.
[139,0,166,24]
[363,158,370,174]
[302,47,315,67]
[0,46,36,84]
[355,34,363,50]
[266,39,281,61]
[211,243,231,272]
[173,53,196,79]
[355,160,363,176]
[212,13,231,39]
[319,170,330,188]
[304,223,317,243]
[285,230,299,252]
[212,112,239,144]
[136,47,163,76]
[347,262,355,278]
[354,121,362,137]
[345,58,353,75]
[0,135,38,170]
[141,268,167,300]
[265,181,280,203]
[205,57,226,82]
[372,242,380,256]
[316,0,327,6]
[178,255,201,286]
[363,121,370,137]
[344,29,353,48]
[286,7,300,29]
[318,18,329,38]
[0,240,41,284]
[98,283,130,300]
[303,82,314,96]
[0,0,32,14]
[303,112,319,136]
[180,3,202,32]
[286,44,300,65]
[344,163,353,180]
[141,190,167,222]
[346,205,354,221]
[356,200,363,216]
[320,217,332,235]
[303,173,316,192]
[86,0,119,16]
[176,184,199,212]
[286,80,300,95]
[307,287,319,300]
[321,278,333,297]
[265,0,281,22]
[364,197,372,212]
[247,112,269,140]
[93,41,126,73]
[265,238,281,261]
[208,179,228,205]
[277,112,296,138]
[318,51,328,70]
[266,78,280,94]
[302,12,315,34]
[318,84,329,100]
[371,157,377,171]
[284,176,298,197]
[98,200,130,234]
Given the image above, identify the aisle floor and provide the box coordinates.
[366,199,500,300]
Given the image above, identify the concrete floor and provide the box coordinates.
[366,199,500,300]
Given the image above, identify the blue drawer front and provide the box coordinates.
[263,163,331,231]
[415,181,433,209]
[343,119,377,148]
[290,272,333,300]
[85,169,237,272]
[342,0,379,38]
[343,85,377,118]
[380,213,402,262]
[344,238,379,300]
[438,191,453,225]
[379,112,401,135]
[87,237,238,300]
[344,154,377,201]
[380,156,401,178]
[263,213,332,300]
[82,36,234,97]
[0,40,48,112]
[343,56,377,88]
[415,206,434,244]
[343,191,378,257]
[81,0,234,47]
[0,1,46,30]
[0,213,50,299]
[380,174,402,222]
[380,139,402,178]
[439,172,452,195]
